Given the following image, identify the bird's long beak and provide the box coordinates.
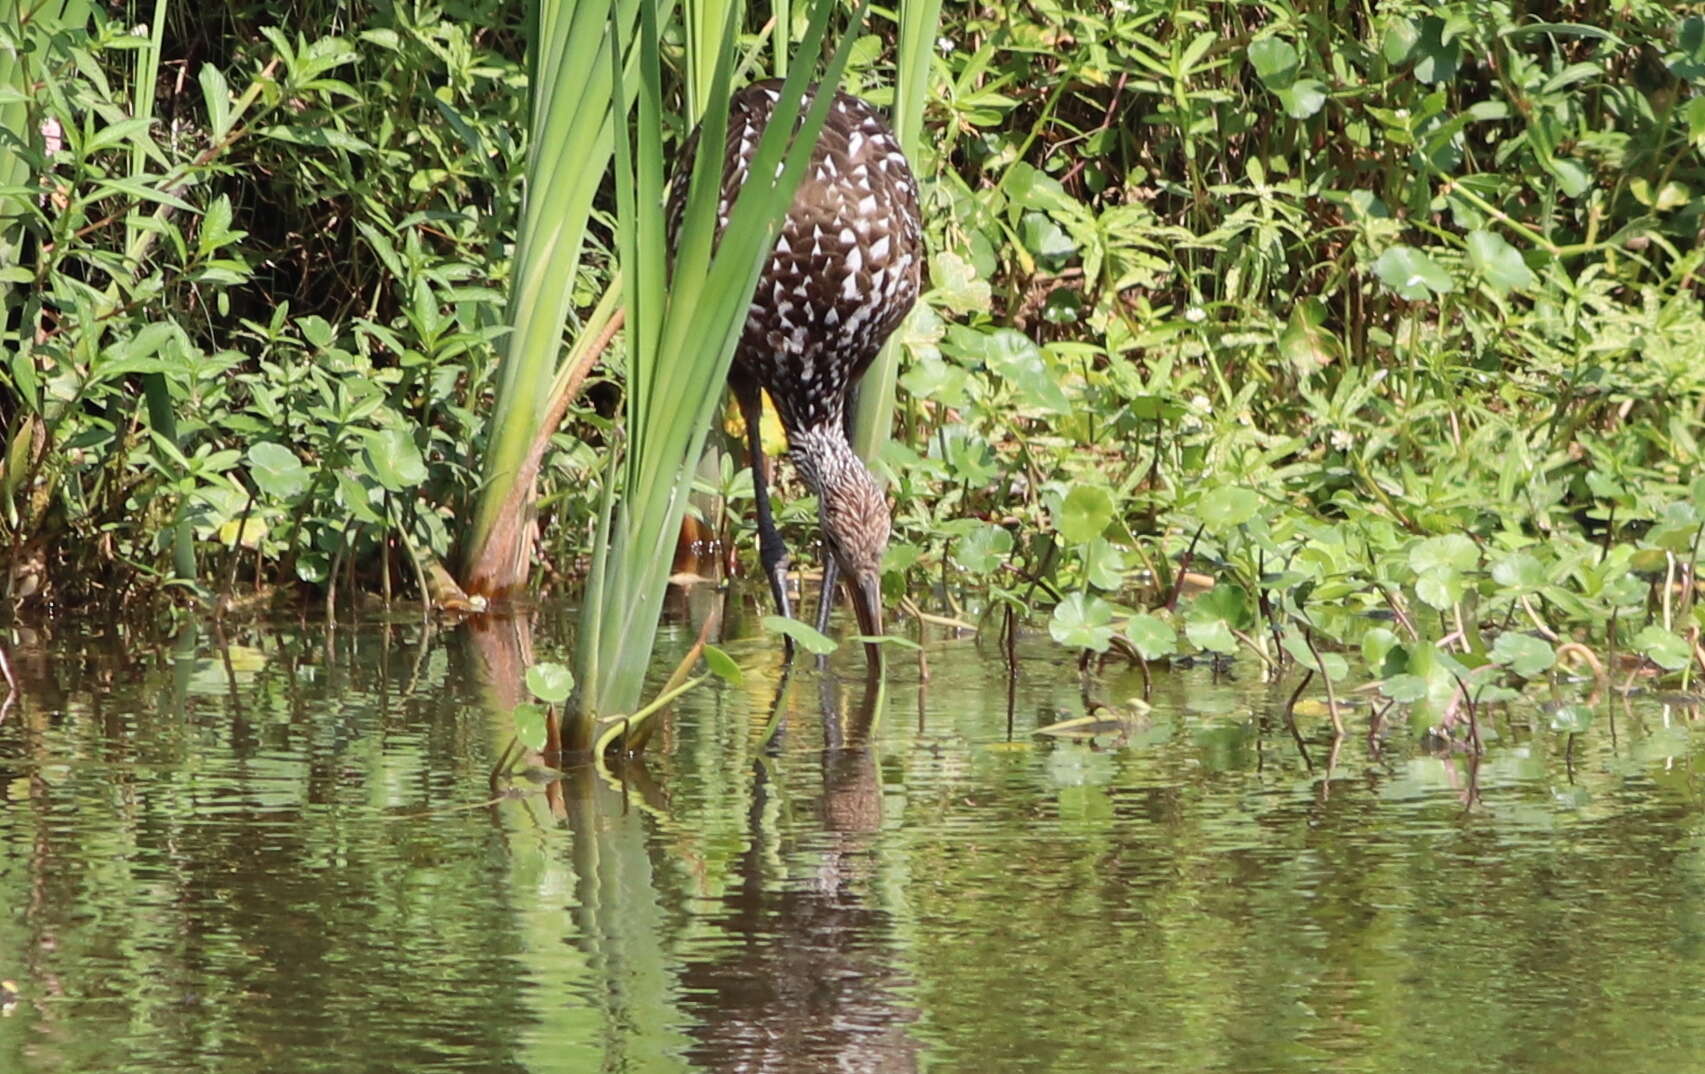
[847,568,884,671]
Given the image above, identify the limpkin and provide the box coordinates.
[674,80,922,665]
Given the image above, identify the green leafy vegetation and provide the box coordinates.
[3,0,1704,746]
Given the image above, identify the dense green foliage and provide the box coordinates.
[4,0,1705,735]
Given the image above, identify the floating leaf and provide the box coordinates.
[526,662,575,703]
[1185,617,1238,655]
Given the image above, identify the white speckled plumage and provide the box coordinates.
[668,80,922,657]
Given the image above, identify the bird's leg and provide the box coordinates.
[736,377,795,657]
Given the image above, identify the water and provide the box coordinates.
[0,613,1702,1073]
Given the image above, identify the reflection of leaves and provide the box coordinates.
[1037,704,1151,741]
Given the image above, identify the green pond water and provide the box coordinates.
[1,608,1703,1073]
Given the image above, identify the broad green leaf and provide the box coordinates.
[1465,230,1534,295]
[1124,613,1177,660]
[701,644,742,685]
[1058,483,1115,544]
[953,522,1013,573]
[1050,592,1115,652]
[361,428,427,491]
[1410,534,1478,573]
[1491,551,1544,590]
[1380,673,1428,702]
[929,250,992,314]
[1374,245,1454,300]
[1185,617,1238,655]
[1277,79,1326,119]
[513,702,548,752]
[1633,626,1692,671]
[1415,568,1463,610]
[762,616,837,655]
[526,662,575,703]
[1362,627,1400,674]
[1490,633,1554,678]
[1247,37,1299,86]
[1198,486,1260,531]
[1412,17,1461,83]
[247,442,310,501]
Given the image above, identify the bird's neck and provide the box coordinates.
[787,422,867,500]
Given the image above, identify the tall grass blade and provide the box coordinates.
[577,0,870,727]
[848,0,943,462]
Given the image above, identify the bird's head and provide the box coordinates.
[813,450,890,668]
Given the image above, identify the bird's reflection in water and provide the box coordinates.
[678,669,918,1073]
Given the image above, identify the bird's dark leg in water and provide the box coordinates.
[734,372,794,657]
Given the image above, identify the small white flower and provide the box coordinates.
[936,36,955,54]
[1184,306,1206,324]
[1394,108,1409,120]
[1329,428,1355,451]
